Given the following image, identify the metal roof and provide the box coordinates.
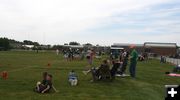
[110,47,124,50]
[112,43,143,47]
[22,45,34,48]
[144,42,177,48]
[70,45,83,48]
[62,45,83,48]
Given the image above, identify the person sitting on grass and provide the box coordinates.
[172,64,180,73]
[83,60,111,82]
[68,70,78,86]
[35,73,58,93]
[98,60,111,81]
[35,74,53,93]
[41,72,48,85]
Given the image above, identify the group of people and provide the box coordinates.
[35,47,138,94]
[83,47,138,82]
[160,56,166,63]
[110,47,138,78]
[62,48,81,61]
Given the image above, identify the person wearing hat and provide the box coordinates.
[129,45,138,78]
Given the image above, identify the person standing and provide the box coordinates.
[81,50,85,60]
[120,51,129,75]
[36,46,39,53]
[86,49,94,66]
[56,49,59,55]
[110,59,121,80]
[129,47,138,78]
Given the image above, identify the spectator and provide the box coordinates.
[35,72,58,93]
[81,50,85,60]
[129,47,138,78]
[173,64,180,73]
[35,74,53,93]
[56,49,59,55]
[68,70,78,86]
[86,49,94,66]
[110,59,120,80]
[160,56,166,63]
[120,51,129,75]
[83,60,111,81]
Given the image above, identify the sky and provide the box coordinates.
[0,0,180,46]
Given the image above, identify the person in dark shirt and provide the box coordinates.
[41,72,48,85]
[120,51,129,75]
[83,60,111,81]
[35,72,59,93]
[35,73,53,93]
[91,60,111,81]
[41,74,52,93]
[110,59,120,80]
[35,72,47,92]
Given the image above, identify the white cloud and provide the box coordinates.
[0,0,179,45]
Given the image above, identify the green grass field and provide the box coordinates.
[0,51,180,100]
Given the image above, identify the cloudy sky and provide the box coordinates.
[0,0,180,45]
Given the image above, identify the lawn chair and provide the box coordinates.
[110,62,120,80]
[99,65,111,81]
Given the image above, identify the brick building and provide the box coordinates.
[144,42,177,56]
[111,42,178,56]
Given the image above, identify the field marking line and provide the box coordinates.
[8,65,39,72]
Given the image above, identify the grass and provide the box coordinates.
[0,51,180,100]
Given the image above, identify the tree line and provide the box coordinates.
[0,38,10,50]
[0,37,93,51]
[0,37,40,51]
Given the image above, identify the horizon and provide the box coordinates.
[0,0,180,46]
[1,36,180,47]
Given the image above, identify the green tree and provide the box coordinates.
[69,42,80,45]
[0,38,10,51]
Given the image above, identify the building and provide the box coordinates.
[22,45,34,49]
[111,42,179,56]
[111,43,144,53]
[177,47,180,58]
[144,42,177,56]
[61,45,84,51]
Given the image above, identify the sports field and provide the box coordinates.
[0,51,179,100]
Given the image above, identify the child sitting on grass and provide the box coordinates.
[35,72,58,93]
[68,70,78,86]
[35,74,52,93]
